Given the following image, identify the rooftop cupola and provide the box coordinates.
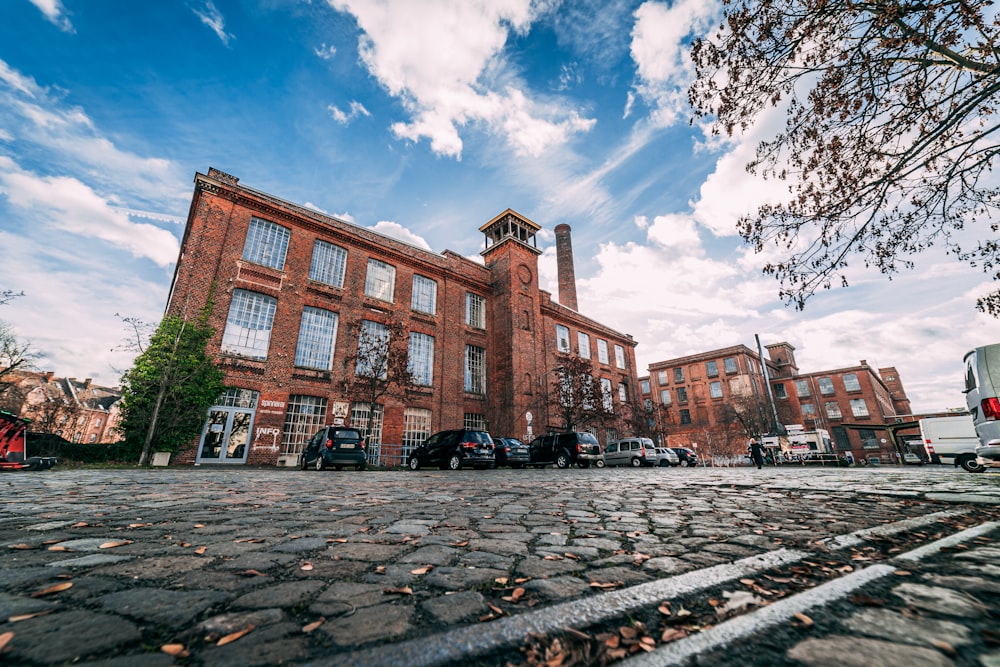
[480,209,542,256]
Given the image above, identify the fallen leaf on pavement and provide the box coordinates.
[31,582,73,598]
[0,631,13,652]
[99,540,132,549]
[589,581,623,589]
[47,545,70,552]
[383,587,413,595]
[374,565,386,574]
[931,640,955,656]
[658,602,672,616]
[300,562,314,571]
[160,644,189,657]
[194,546,207,555]
[216,624,255,646]
[792,612,813,627]
[71,522,89,528]
[7,544,33,550]
[237,569,267,577]
[302,618,325,633]
[410,565,433,575]
[661,628,687,643]
[8,610,52,622]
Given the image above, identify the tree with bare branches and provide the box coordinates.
[691,0,1000,313]
[340,320,416,444]
[549,354,617,433]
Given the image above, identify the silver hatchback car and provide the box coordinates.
[964,344,1000,468]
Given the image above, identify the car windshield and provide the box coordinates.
[506,439,524,447]
[465,431,492,445]
[332,429,362,441]
[577,433,599,445]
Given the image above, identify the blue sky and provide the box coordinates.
[1,0,997,413]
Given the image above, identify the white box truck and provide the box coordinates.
[918,415,984,473]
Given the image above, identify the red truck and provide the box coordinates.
[0,410,57,470]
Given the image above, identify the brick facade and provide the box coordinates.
[166,169,640,466]
[641,342,912,464]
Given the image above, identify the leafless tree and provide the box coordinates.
[340,320,416,444]
[548,354,617,433]
[691,0,1000,313]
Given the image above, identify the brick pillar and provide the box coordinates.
[554,224,578,311]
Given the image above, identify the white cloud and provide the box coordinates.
[328,100,371,125]
[0,159,179,266]
[328,0,595,158]
[192,1,235,46]
[315,43,337,60]
[369,220,432,250]
[628,0,717,127]
[27,0,74,32]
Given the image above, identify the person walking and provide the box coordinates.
[748,439,764,470]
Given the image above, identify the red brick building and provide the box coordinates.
[0,370,122,443]
[166,168,640,466]
[641,341,912,464]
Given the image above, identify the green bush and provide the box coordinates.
[28,433,143,464]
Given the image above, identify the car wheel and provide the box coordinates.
[555,451,571,468]
[630,457,642,468]
[959,455,985,473]
[315,456,326,471]
[357,461,367,471]
[659,460,669,467]
[300,455,309,470]
[448,454,462,471]
[408,456,420,471]
[595,459,606,468]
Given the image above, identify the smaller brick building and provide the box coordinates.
[641,341,912,463]
[0,370,122,443]
[165,168,641,466]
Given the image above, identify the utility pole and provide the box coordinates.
[755,334,786,438]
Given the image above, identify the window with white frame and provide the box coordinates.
[674,367,685,383]
[643,398,653,412]
[640,379,651,394]
[411,275,437,315]
[281,395,327,456]
[850,398,869,417]
[350,402,383,444]
[294,307,338,370]
[709,381,723,398]
[818,377,835,395]
[614,344,626,368]
[355,320,389,378]
[466,293,486,329]
[465,345,485,394]
[801,402,816,415]
[618,382,628,402]
[843,373,861,391]
[402,408,432,456]
[723,357,737,373]
[597,339,609,365]
[464,413,487,431]
[364,259,396,302]
[242,217,290,270]
[825,401,842,419]
[677,387,688,403]
[860,429,879,449]
[309,240,347,288]
[605,427,618,443]
[773,383,787,399]
[795,379,811,397]
[408,332,435,386]
[657,370,668,385]
[660,389,671,405]
[680,409,691,424]
[578,332,591,358]
[600,377,613,410]
[221,289,277,360]
[556,325,570,353]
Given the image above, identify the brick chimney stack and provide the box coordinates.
[554,224,578,311]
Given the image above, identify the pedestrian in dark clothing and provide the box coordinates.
[748,439,764,470]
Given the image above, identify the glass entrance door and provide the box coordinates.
[196,389,258,464]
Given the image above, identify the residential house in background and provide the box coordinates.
[0,370,122,443]
[641,341,911,464]
[164,168,640,466]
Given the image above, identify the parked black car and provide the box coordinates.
[299,426,367,471]
[494,437,530,468]
[671,447,698,467]
[528,432,602,468]
[407,429,495,470]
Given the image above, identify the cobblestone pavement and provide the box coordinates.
[0,465,997,666]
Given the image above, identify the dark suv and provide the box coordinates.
[528,432,602,468]
[671,447,699,467]
[407,429,495,470]
[299,426,367,471]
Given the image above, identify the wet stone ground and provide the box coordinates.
[0,465,996,666]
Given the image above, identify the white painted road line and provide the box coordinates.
[822,510,967,550]
[893,521,998,562]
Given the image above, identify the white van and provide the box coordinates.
[918,415,983,473]
[963,343,1000,469]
